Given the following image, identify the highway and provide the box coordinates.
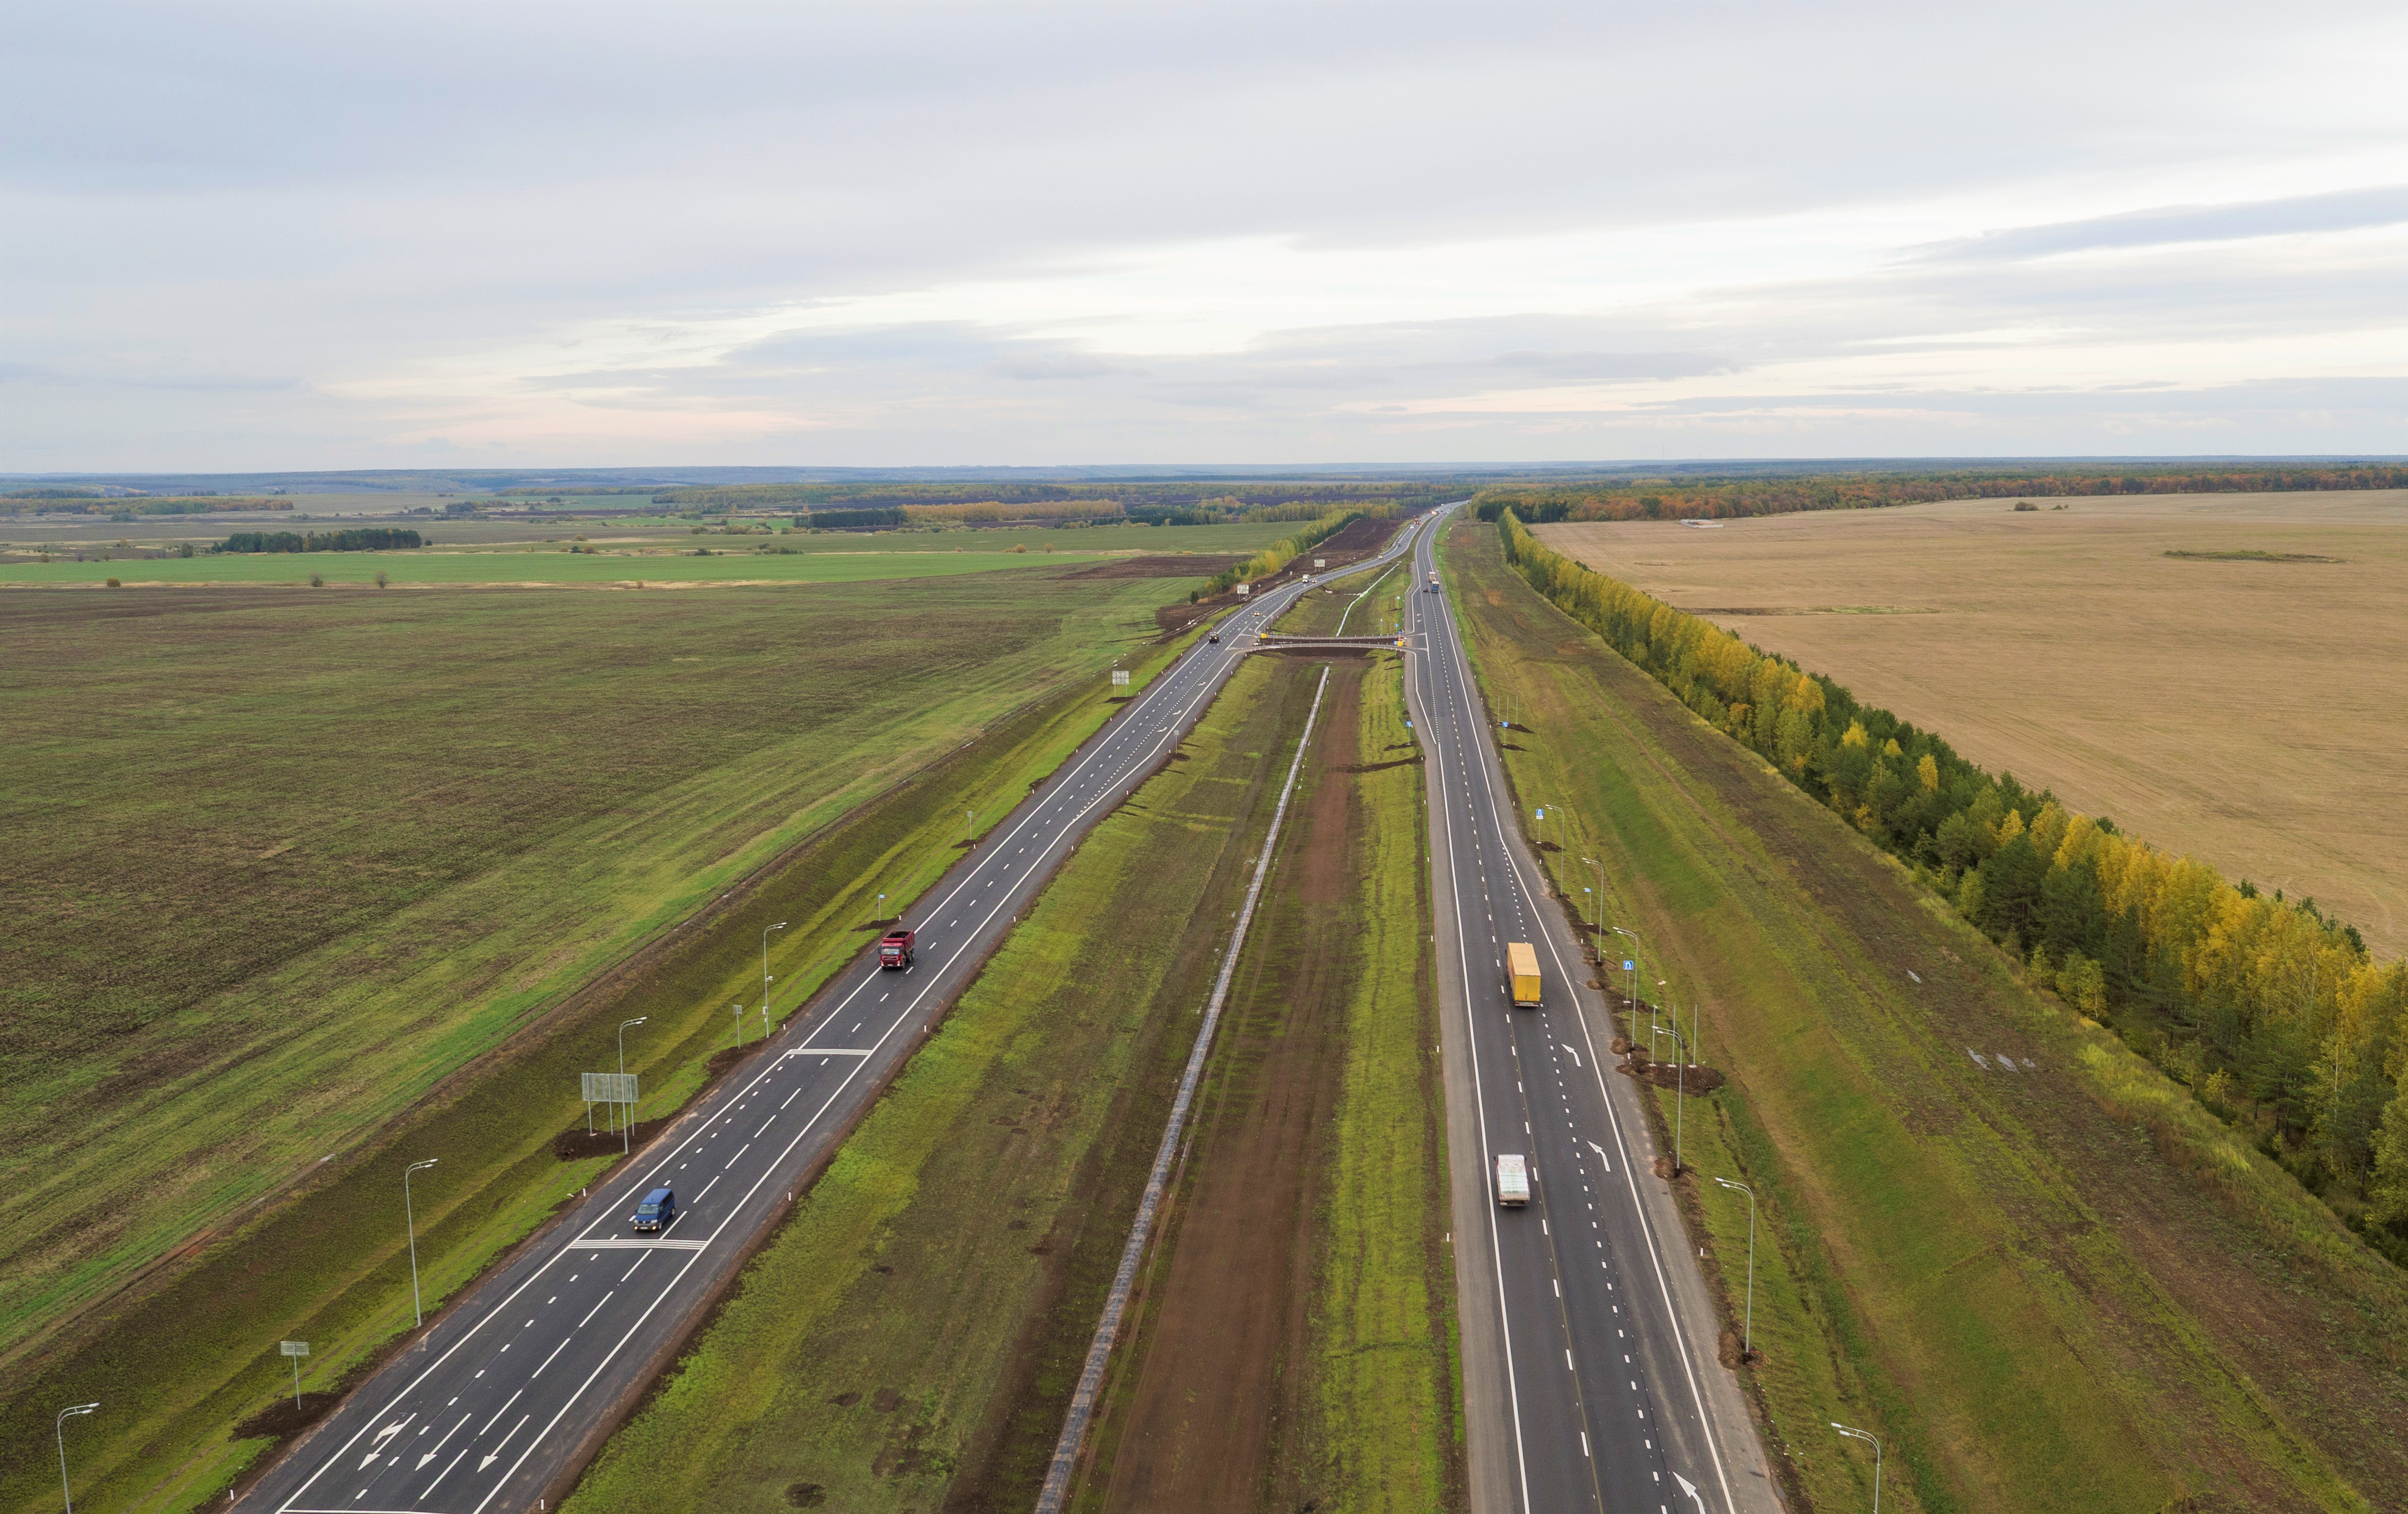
[243,517,1429,1514]
[1405,510,1781,1514]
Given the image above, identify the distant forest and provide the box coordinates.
[1474,462,2408,524]
[1,494,292,518]
[653,479,1455,526]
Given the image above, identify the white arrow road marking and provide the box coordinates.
[1588,1139,1613,1172]
[479,1414,529,1472]
[1675,1471,1708,1512]
[1563,1043,1581,1068]
[364,1415,411,1463]
[416,1413,472,1470]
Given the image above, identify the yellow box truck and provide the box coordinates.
[1507,942,1542,1009]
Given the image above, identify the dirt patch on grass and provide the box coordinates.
[1617,1058,1729,1094]
[552,1117,679,1162]
[1062,555,1242,579]
[1310,513,1405,562]
[1087,664,1363,1513]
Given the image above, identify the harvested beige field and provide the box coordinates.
[1537,490,2408,957]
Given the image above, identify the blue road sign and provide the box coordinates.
[1623,959,1635,972]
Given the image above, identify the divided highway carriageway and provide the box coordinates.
[1406,512,1781,1514]
[244,519,1428,1514]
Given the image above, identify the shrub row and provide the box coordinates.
[215,528,423,554]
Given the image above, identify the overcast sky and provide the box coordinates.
[8,1,2408,470]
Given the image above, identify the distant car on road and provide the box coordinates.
[1495,1154,1530,1207]
[632,1187,675,1233]
[1207,632,1221,643]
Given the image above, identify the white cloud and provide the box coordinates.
[5,1,2407,468]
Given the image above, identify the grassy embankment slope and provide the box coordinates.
[1443,520,2408,1512]
[0,565,1208,1513]
[1069,652,1458,1514]
[562,657,1325,1514]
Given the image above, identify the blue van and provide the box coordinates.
[632,1187,676,1233]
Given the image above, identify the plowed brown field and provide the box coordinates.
[1539,489,2408,956]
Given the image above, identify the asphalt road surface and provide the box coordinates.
[244,520,1428,1514]
[1406,511,1781,1514]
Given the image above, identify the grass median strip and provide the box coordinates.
[1442,518,2406,1512]
[1066,652,1458,1514]
[558,656,1323,1514]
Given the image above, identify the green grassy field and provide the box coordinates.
[1442,520,2408,1512]
[0,566,1193,1354]
[560,658,1323,1514]
[1307,653,1459,1508]
[0,579,1213,1514]
[0,547,1113,587]
[0,520,1295,573]
[570,521,1294,555]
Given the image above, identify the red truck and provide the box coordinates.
[878,929,916,969]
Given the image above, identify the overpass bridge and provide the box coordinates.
[1247,632,1411,654]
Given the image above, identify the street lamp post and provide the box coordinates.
[1609,926,1645,1049]
[1658,1017,1689,1174]
[761,921,786,1023]
[1580,855,1606,958]
[732,1003,745,1049]
[56,1403,98,1514]
[404,1159,438,1327]
[1832,1423,1882,1512]
[1714,1177,1756,1358]
[617,1016,646,1154]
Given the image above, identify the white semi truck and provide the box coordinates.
[1495,1153,1530,1207]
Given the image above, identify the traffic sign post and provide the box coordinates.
[582,1072,637,1143]
[281,1341,309,1406]
[1110,669,1131,692]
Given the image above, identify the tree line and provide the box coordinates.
[1474,463,2408,526]
[1495,509,2408,1263]
[215,528,423,553]
[2,495,292,518]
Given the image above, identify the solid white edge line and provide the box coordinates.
[1439,525,1741,1514]
[1413,510,1537,1514]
